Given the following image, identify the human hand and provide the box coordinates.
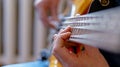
[52,26,109,67]
[35,0,60,29]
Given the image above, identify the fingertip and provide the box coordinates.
[67,32,71,35]
[53,34,57,39]
[60,32,71,40]
[65,26,72,32]
[64,32,71,37]
[66,25,72,29]
[67,25,71,28]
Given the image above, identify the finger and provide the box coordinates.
[53,32,71,52]
[53,32,71,50]
[52,32,77,64]
[48,22,56,29]
[40,8,56,28]
[53,29,64,40]
[58,29,64,34]
[50,0,60,21]
[58,26,72,34]
[53,33,76,47]
[53,34,57,40]
[36,3,53,28]
[39,7,49,25]
[59,32,71,40]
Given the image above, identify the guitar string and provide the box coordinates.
[61,16,102,40]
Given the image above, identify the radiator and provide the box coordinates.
[0,0,48,65]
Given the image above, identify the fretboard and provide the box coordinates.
[61,6,120,53]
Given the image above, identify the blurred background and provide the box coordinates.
[1,0,120,67]
[0,0,50,66]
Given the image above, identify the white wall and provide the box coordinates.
[0,0,48,65]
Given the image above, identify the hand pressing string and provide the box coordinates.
[52,26,109,67]
[35,0,60,29]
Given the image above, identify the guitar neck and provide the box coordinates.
[62,6,120,53]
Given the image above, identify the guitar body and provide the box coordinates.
[73,0,93,15]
